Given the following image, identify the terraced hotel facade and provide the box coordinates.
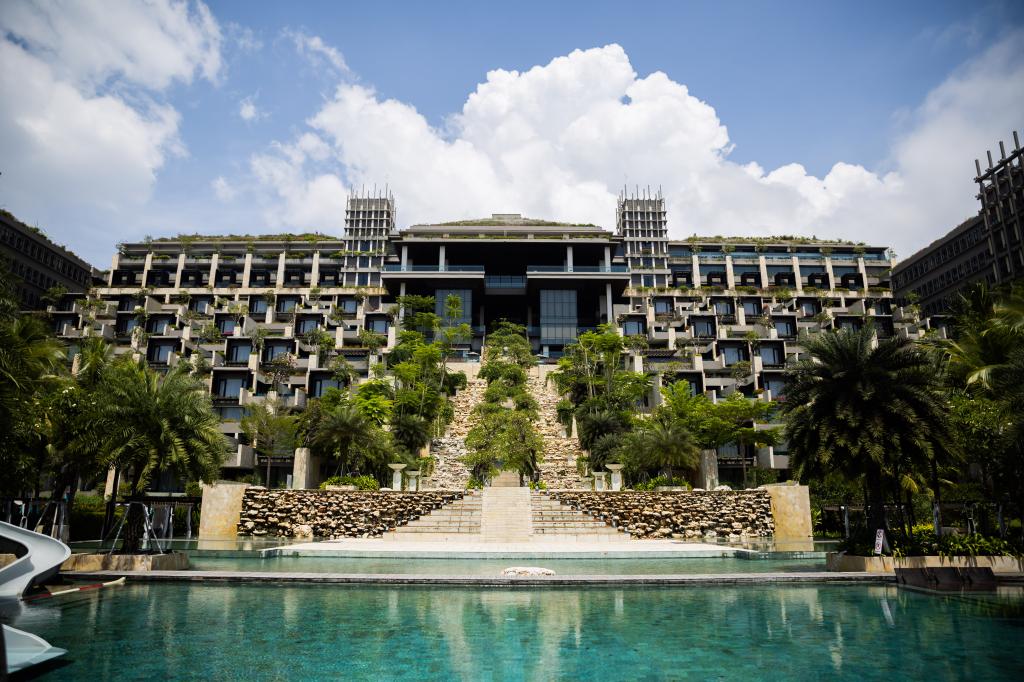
[48,191,938,482]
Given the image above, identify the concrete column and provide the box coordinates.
[209,253,219,289]
[758,256,769,289]
[310,251,320,287]
[605,282,613,322]
[604,246,611,269]
[567,245,574,272]
[824,257,835,293]
[607,464,624,491]
[175,253,186,289]
[791,256,803,294]
[438,245,446,271]
[857,256,869,294]
[242,253,253,288]
[198,481,249,539]
[725,255,736,290]
[691,254,701,289]
[141,252,153,287]
[388,463,407,491]
[398,283,407,321]
[401,245,408,269]
[594,471,606,491]
[277,253,286,288]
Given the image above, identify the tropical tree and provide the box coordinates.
[314,399,374,476]
[241,398,298,488]
[781,326,957,534]
[621,416,700,482]
[101,361,227,552]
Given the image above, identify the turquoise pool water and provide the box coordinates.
[190,555,825,574]
[5,583,1022,680]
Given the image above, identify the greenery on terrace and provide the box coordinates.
[462,322,543,486]
[431,217,599,228]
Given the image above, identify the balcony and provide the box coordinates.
[382,264,484,272]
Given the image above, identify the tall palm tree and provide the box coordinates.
[391,412,430,455]
[241,399,298,487]
[782,326,956,533]
[625,416,700,482]
[101,360,226,552]
[314,401,372,476]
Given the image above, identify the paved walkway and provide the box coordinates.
[263,539,748,559]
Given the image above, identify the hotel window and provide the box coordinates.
[295,318,318,335]
[147,343,174,364]
[435,290,473,325]
[774,318,796,337]
[368,318,388,334]
[218,318,236,335]
[540,289,578,344]
[310,376,342,397]
[764,376,786,398]
[227,342,251,364]
[147,317,170,334]
[249,298,268,315]
[714,300,734,316]
[213,376,246,399]
[691,318,715,337]
[277,297,298,313]
[654,300,672,314]
[742,300,761,316]
[623,320,645,336]
[760,345,784,366]
[721,346,747,365]
[339,298,358,315]
[263,342,291,361]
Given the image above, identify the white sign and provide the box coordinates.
[874,529,885,555]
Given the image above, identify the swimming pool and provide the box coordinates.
[189,555,826,575]
[5,583,1022,680]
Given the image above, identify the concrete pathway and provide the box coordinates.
[263,538,748,559]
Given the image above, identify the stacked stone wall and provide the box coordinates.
[549,490,774,540]
[237,489,463,539]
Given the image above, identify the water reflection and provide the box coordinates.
[2,584,1023,680]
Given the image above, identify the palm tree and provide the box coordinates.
[101,360,227,552]
[314,401,371,476]
[781,326,956,534]
[391,412,430,456]
[625,416,700,482]
[241,399,298,487]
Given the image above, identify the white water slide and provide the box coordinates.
[0,519,71,673]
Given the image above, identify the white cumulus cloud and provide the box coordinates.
[239,95,265,122]
[250,39,1024,258]
[0,0,222,245]
[284,29,349,76]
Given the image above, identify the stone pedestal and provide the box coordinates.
[698,449,719,490]
[198,481,250,539]
[607,463,624,491]
[580,476,593,491]
[292,447,321,490]
[388,463,407,491]
[407,470,421,492]
[594,471,606,491]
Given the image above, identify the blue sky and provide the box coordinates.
[1,0,1022,266]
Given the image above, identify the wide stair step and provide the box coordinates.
[386,493,482,540]
[530,492,630,539]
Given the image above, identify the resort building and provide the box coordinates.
[0,209,96,310]
[893,130,1023,315]
[51,190,932,481]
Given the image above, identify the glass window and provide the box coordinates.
[296,318,318,334]
[147,343,173,364]
[311,376,342,397]
[623,320,645,336]
[340,299,358,315]
[692,319,715,337]
[228,343,251,364]
[540,289,578,344]
[714,300,734,315]
[368,318,388,334]
[721,346,746,365]
[760,345,783,366]
[277,298,297,313]
[774,319,796,336]
[764,377,786,398]
[218,318,236,335]
[654,300,671,314]
[214,376,245,398]
[249,298,267,315]
[742,300,760,316]
[264,342,290,361]
[217,406,245,421]
[435,290,473,325]
[147,317,169,334]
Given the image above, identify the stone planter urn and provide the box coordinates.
[388,463,407,491]
[606,463,624,491]
[407,470,421,492]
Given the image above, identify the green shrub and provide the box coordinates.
[632,476,691,491]
[840,529,1023,557]
[185,481,203,498]
[319,475,380,491]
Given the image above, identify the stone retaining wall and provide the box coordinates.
[236,489,464,539]
[549,491,774,540]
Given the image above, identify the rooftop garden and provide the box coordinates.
[427,217,600,228]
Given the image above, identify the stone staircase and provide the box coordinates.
[422,377,487,490]
[528,375,585,489]
[480,473,533,541]
[384,492,482,541]
[531,492,629,540]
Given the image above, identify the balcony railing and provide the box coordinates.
[382,264,485,272]
[485,275,527,288]
[526,265,628,273]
